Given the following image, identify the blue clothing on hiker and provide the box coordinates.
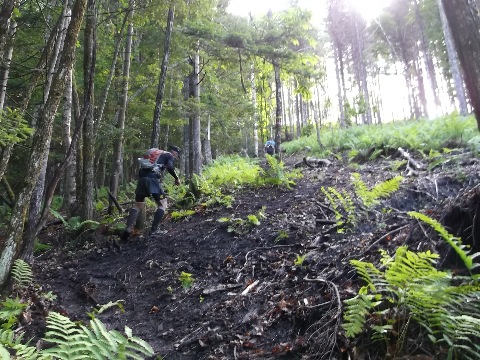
[265,140,275,148]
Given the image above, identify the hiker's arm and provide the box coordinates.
[166,159,181,185]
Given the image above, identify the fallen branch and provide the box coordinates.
[241,280,260,296]
[398,147,426,171]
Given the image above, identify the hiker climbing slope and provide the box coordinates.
[121,145,181,241]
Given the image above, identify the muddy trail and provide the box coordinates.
[31,150,480,359]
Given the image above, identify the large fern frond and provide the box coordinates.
[409,211,479,270]
[39,312,154,360]
[10,259,33,287]
[352,173,403,208]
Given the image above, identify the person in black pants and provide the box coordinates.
[121,145,181,241]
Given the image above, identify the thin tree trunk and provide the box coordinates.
[81,0,96,220]
[0,0,86,285]
[0,20,15,110]
[190,51,202,175]
[273,61,282,156]
[109,9,133,214]
[203,115,212,164]
[251,63,258,157]
[151,6,174,148]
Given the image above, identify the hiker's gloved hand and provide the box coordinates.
[175,178,181,186]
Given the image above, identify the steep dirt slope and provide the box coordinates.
[32,151,480,359]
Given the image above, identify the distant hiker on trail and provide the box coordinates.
[121,145,181,241]
[264,138,275,156]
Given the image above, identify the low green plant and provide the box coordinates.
[263,154,302,189]
[0,298,27,330]
[344,214,480,359]
[50,209,100,233]
[87,300,125,320]
[275,230,289,243]
[351,173,403,208]
[10,259,33,287]
[409,211,479,272]
[170,209,196,221]
[294,254,306,266]
[320,186,355,232]
[217,207,266,234]
[178,272,195,289]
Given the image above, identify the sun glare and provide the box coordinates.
[349,0,392,22]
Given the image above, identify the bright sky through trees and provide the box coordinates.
[227,0,392,22]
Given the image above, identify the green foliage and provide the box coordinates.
[281,115,478,158]
[202,155,262,189]
[178,272,195,289]
[320,186,355,232]
[344,243,480,358]
[217,207,266,235]
[263,154,302,189]
[275,230,289,243]
[50,209,100,233]
[0,329,38,359]
[41,311,154,359]
[409,211,479,271]
[170,209,196,221]
[87,300,125,320]
[352,173,403,208]
[0,298,27,330]
[10,259,33,287]
[0,108,33,147]
[294,254,306,266]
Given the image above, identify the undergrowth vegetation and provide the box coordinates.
[282,115,479,157]
[343,214,480,359]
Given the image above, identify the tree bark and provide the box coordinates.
[151,6,174,148]
[81,0,96,220]
[0,0,87,286]
[441,0,480,130]
[109,8,133,215]
[437,0,468,116]
[273,61,282,156]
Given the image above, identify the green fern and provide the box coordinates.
[0,328,38,359]
[40,311,154,359]
[10,259,33,287]
[352,173,403,208]
[344,245,480,358]
[320,186,355,232]
[409,211,478,270]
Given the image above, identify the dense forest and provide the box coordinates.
[0,0,480,358]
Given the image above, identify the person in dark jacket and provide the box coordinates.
[120,145,181,241]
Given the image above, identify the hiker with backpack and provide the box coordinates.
[121,145,181,241]
[264,138,275,156]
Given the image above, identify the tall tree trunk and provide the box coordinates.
[190,51,202,175]
[109,9,133,214]
[353,13,372,124]
[441,0,480,129]
[151,6,174,148]
[250,63,258,157]
[414,0,441,109]
[437,0,468,116]
[24,0,70,260]
[182,76,190,178]
[203,115,212,164]
[0,0,86,285]
[333,42,345,128]
[273,61,282,156]
[62,66,76,215]
[81,0,96,220]
[0,19,15,110]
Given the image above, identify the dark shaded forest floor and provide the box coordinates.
[29,148,480,359]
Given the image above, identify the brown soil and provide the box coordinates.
[28,149,480,359]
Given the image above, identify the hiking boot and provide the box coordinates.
[120,229,131,242]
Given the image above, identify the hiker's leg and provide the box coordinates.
[121,199,145,241]
[150,194,167,234]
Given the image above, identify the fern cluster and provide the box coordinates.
[262,155,302,189]
[344,215,480,359]
[351,173,403,208]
